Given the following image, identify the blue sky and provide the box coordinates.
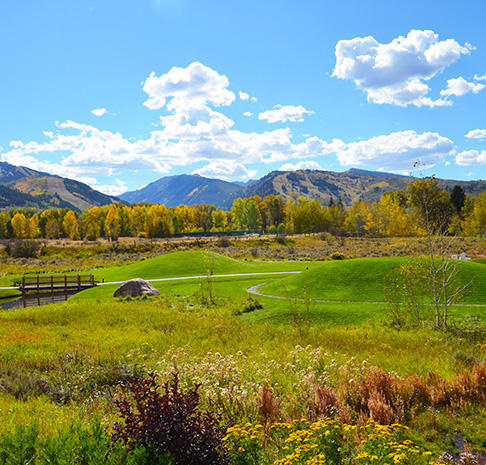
[1,0,486,196]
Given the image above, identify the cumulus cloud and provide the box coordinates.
[258,105,314,123]
[456,150,486,166]
[142,61,235,110]
[243,111,252,116]
[279,161,323,171]
[239,91,249,101]
[337,130,454,170]
[1,62,343,187]
[440,77,485,96]
[333,29,472,107]
[466,129,486,139]
[93,179,128,196]
[91,108,107,116]
[474,73,486,81]
[192,161,257,179]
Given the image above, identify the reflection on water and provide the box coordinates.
[0,291,80,310]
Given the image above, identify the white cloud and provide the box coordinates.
[91,108,107,116]
[93,179,128,196]
[333,29,472,107]
[243,111,252,117]
[1,63,343,184]
[337,130,454,170]
[251,97,257,103]
[456,150,486,166]
[474,73,486,81]
[279,161,323,171]
[258,105,314,123]
[440,77,484,96]
[466,129,486,139]
[142,61,235,110]
[239,91,249,101]
[192,161,256,179]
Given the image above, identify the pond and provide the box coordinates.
[0,291,81,310]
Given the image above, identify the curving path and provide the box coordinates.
[246,282,486,308]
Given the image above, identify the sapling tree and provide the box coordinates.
[407,175,465,330]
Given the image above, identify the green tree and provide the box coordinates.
[0,212,10,238]
[450,185,466,216]
[231,198,246,230]
[245,199,262,230]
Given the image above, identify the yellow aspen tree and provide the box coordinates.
[63,210,79,240]
[11,213,27,238]
[45,219,61,239]
[104,207,119,241]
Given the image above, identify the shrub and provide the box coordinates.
[5,239,42,258]
[113,373,229,465]
[218,236,231,248]
[242,297,263,314]
[329,251,346,260]
[0,371,51,400]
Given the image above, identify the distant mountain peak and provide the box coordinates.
[119,173,243,208]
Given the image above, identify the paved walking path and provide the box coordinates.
[246,282,486,307]
[0,271,301,291]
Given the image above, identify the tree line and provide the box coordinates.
[0,179,484,240]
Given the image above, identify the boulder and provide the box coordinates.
[113,278,161,298]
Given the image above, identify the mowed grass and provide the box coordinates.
[70,252,486,331]
[91,250,313,282]
[71,250,313,300]
[261,256,486,305]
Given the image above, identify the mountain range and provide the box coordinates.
[2,160,486,212]
[0,162,120,212]
[119,174,242,208]
[120,168,486,208]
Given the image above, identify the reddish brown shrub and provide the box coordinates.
[314,385,351,422]
[367,391,396,425]
[258,386,280,424]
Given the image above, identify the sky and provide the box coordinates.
[1,0,486,196]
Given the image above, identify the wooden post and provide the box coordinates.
[77,275,81,290]
[64,275,67,291]
[51,275,54,293]
[37,275,39,292]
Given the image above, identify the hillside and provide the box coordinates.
[0,184,75,210]
[0,162,121,211]
[119,174,242,208]
[237,169,486,206]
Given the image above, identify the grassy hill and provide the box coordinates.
[261,256,486,305]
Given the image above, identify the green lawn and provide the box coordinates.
[261,256,486,305]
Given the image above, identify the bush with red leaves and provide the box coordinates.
[112,373,229,465]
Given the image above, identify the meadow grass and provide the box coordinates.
[1,249,486,458]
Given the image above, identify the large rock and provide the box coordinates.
[113,278,161,298]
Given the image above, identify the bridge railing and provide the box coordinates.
[20,275,95,292]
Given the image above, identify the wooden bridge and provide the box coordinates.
[18,275,96,293]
